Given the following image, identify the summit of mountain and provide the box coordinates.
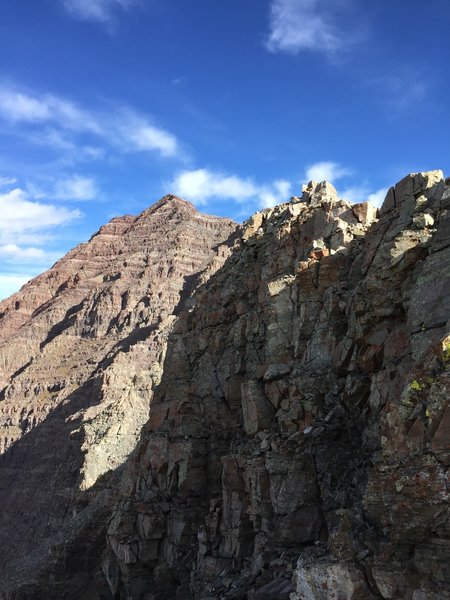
[0,195,238,595]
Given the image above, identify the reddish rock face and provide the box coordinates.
[0,196,237,597]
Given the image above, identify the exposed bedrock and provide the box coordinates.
[0,197,237,598]
[105,172,450,600]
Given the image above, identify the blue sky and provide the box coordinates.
[0,0,449,299]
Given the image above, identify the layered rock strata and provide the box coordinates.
[0,196,237,598]
[105,173,450,600]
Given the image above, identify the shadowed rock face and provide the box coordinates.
[104,172,450,600]
[0,196,238,598]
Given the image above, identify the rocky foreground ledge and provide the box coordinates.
[0,171,449,599]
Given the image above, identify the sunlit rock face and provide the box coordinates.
[0,196,237,598]
[104,172,450,600]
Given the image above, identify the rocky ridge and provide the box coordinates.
[104,172,450,600]
[0,172,449,600]
[0,196,237,597]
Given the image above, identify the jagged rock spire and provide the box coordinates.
[291,180,340,206]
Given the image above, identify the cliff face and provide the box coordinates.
[104,172,450,600]
[0,196,237,598]
[0,173,449,600]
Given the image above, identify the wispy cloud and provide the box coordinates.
[367,188,388,207]
[53,175,99,201]
[0,244,52,264]
[0,185,81,299]
[115,110,179,157]
[171,76,187,88]
[0,84,180,159]
[0,176,18,188]
[61,0,139,24]
[0,86,99,132]
[0,184,81,299]
[26,174,99,203]
[266,0,357,56]
[366,68,430,115]
[169,168,291,209]
[0,187,80,238]
[305,161,351,183]
[28,128,107,163]
[30,128,77,152]
[341,184,388,207]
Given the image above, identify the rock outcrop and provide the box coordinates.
[104,172,450,600]
[1,172,449,600]
[0,196,237,598]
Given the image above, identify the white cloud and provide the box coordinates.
[0,274,33,300]
[0,86,99,132]
[169,168,291,209]
[0,176,18,188]
[260,180,292,208]
[61,0,138,23]
[367,188,388,207]
[0,89,50,122]
[0,188,80,237]
[340,185,366,203]
[0,187,80,296]
[0,244,51,264]
[266,0,348,55]
[5,231,54,246]
[0,84,180,160]
[24,174,99,205]
[341,184,388,207]
[303,163,387,207]
[54,175,99,201]
[117,112,179,157]
[170,166,386,214]
[305,161,351,183]
[171,169,257,204]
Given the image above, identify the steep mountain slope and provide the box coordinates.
[105,172,450,600]
[0,196,237,597]
[1,173,449,600]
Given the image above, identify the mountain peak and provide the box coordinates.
[135,194,198,222]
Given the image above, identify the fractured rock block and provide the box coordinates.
[431,405,450,451]
[241,380,274,435]
[352,201,378,226]
[413,213,435,229]
[291,558,375,600]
